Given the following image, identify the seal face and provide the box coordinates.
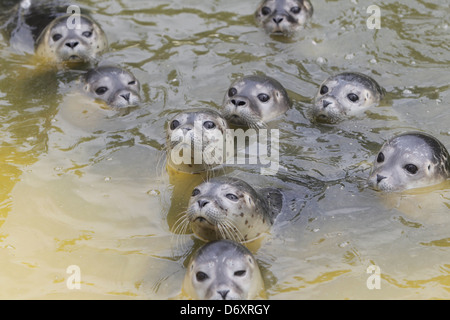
[312,72,384,123]
[183,177,283,243]
[368,132,450,192]
[255,0,313,35]
[35,14,107,64]
[83,66,141,109]
[221,75,291,128]
[166,109,230,174]
[183,240,265,300]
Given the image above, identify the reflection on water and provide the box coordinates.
[0,0,449,299]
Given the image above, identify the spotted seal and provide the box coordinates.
[175,177,283,243]
[221,75,291,128]
[82,66,141,109]
[183,240,265,300]
[0,0,107,65]
[255,0,313,36]
[312,72,384,123]
[166,108,230,174]
[367,132,450,192]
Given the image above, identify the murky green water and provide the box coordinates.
[0,0,449,299]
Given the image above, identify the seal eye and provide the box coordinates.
[203,121,216,129]
[257,93,270,102]
[192,188,200,197]
[196,271,209,282]
[290,6,301,14]
[52,34,63,42]
[95,87,108,95]
[404,164,418,174]
[128,80,136,85]
[234,270,246,277]
[228,87,237,97]
[261,6,271,15]
[82,31,93,38]
[320,85,328,95]
[347,93,359,102]
[226,193,239,201]
[170,120,180,130]
[376,152,385,163]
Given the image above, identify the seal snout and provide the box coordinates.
[322,100,332,108]
[230,98,248,107]
[217,289,230,300]
[198,199,210,208]
[376,174,387,184]
[273,16,284,25]
[65,40,79,49]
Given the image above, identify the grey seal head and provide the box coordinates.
[312,72,384,123]
[183,240,265,300]
[368,132,450,192]
[255,0,313,36]
[221,75,291,128]
[180,177,283,243]
[166,108,230,174]
[35,13,108,64]
[82,66,141,109]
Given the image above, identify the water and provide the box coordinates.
[0,0,449,299]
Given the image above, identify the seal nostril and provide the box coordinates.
[322,100,332,108]
[273,17,283,24]
[376,174,387,183]
[120,93,130,101]
[218,290,229,299]
[198,200,209,208]
[65,41,79,49]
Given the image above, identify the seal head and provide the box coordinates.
[221,75,291,128]
[255,0,313,35]
[368,132,450,192]
[83,66,141,109]
[35,13,107,64]
[185,177,283,242]
[183,240,265,300]
[166,109,230,174]
[312,72,384,123]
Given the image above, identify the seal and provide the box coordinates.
[255,0,313,36]
[82,66,141,109]
[0,0,107,64]
[221,75,291,128]
[175,177,283,243]
[183,240,265,300]
[166,108,230,174]
[312,72,384,123]
[367,132,450,192]
[35,13,107,64]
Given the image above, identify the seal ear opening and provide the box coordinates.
[260,188,283,219]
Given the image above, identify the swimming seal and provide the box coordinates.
[312,72,384,123]
[368,132,450,192]
[82,66,141,109]
[221,75,291,128]
[183,240,265,300]
[255,0,313,36]
[166,108,230,174]
[176,177,283,243]
[0,1,107,64]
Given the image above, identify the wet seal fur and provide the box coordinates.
[179,177,283,243]
[255,0,313,36]
[312,72,384,123]
[183,240,265,300]
[82,66,141,109]
[368,132,450,192]
[221,75,291,128]
[165,108,230,174]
